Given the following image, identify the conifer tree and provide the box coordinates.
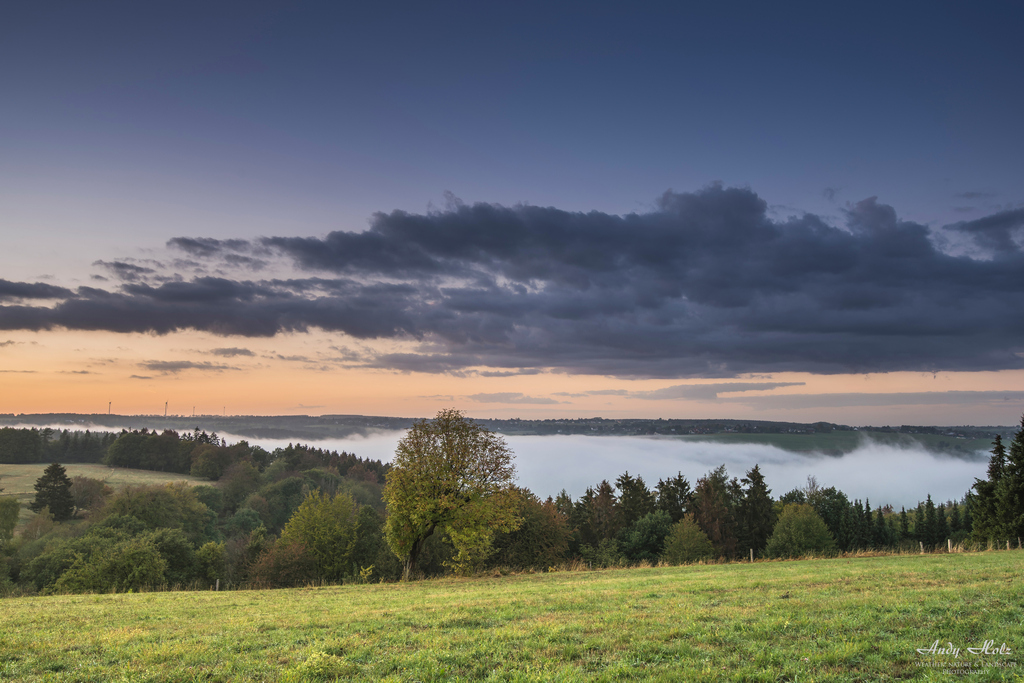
[655,473,692,523]
[923,495,937,548]
[873,506,889,547]
[935,503,949,547]
[737,465,775,557]
[971,419,1024,544]
[913,503,926,543]
[28,462,75,521]
[993,417,1024,542]
[615,472,655,529]
[948,502,961,534]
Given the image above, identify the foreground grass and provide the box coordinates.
[2,551,1022,682]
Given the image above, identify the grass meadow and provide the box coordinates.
[0,464,205,529]
[2,550,1022,682]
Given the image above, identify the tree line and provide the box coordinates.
[1,412,1022,595]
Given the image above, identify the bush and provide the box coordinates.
[620,510,673,563]
[248,539,316,588]
[580,538,623,568]
[662,514,715,564]
[52,536,167,593]
[69,476,112,516]
[148,528,197,586]
[764,503,837,559]
[226,507,263,538]
[0,497,19,545]
[196,541,226,583]
[279,490,357,583]
[490,491,571,570]
[101,483,215,545]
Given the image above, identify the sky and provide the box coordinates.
[1,1,1023,425]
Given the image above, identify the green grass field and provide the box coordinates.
[0,463,205,528]
[1,551,1021,682]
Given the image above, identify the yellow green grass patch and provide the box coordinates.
[2,551,1022,681]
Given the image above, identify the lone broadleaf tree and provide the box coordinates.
[383,409,521,580]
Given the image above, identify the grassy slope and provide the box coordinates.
[2,551,1021,682]
[0,463,205,528]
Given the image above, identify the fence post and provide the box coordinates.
[750,548,753,563]
[947,539,951,553]
[216,579,220,591]
[919,541,924,554]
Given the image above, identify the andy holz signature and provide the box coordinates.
[917,640,1013,659]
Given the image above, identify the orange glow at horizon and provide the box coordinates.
[1,329,1022,425]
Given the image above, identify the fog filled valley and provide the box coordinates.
[1,412,1014,597]
[215,430,986,510]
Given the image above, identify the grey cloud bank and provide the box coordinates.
[1,185,1022,379]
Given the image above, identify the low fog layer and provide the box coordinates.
[223,431,986,509]
[15,423,986,509]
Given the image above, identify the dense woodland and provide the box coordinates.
[0,416,1022,596]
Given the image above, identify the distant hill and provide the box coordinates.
[0,413,1011,457]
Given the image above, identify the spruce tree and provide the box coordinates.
[923,495,937,548]
[949,502,961,534]
[913,503,926,543]
[655,473,692,523]
[993,416,1024,543]
[28,462,75,521]
[737,465,775,558]
[972,434,1007,542]
[935,503,949,547]
[615,472,655,529]
[873,506,889,547]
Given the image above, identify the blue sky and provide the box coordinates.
[1,2,1023,423]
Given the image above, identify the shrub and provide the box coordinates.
[620,510,673,563]
[0,497,19,545]
[662,514,715,564]
[580,538,624,568]
[69,476,112,516]
[279,490,357,583]
[764,503,837,559]
[196,541,226,583]
[248,539,316,588]
[52,536,167,593]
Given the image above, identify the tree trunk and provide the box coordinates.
[402,525,435,581]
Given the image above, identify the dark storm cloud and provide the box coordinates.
[93,260,156,282]
[167,237,252,257]
[140,360,239,374]
[949,208,1024,252]
[0,279,74,301]
[3,185,1024,377]
[210,347,254,357]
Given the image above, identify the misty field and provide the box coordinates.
[2,551,1021,682]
